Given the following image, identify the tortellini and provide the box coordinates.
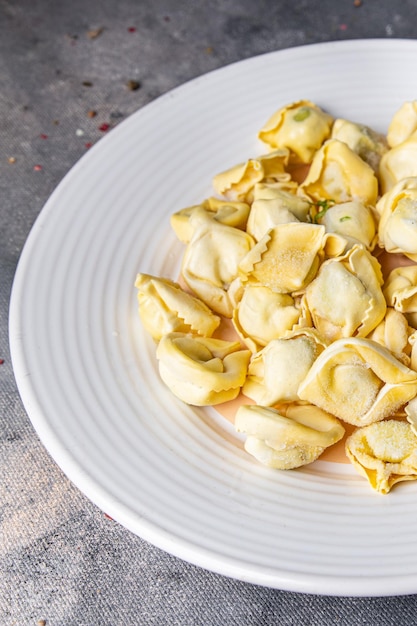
[231,285,307,353]
[317,200,377,250]
[246,182,311,241]
[135,273,220,340]
[379,135,417,194]
[377,177,417,261]
[156,333,251,406]
[384,264,417,313]
[239,222,338,294]
[181,208,254,317]
[304,246,386,342]
[405,395,417,436]
[170,197,250,243]
[387,100,417,148]
[258,100,334,164]
[345,420,417,494]
[242,329,327,406]
[383,264,417,328]
[298,338,417,426]
[136,97,417,493]
[212,149,291,202]
[235,403,345,469]
[300,139,379,205]
[367,307,412,365]
[409,331,417,372]
[330,118,388,173]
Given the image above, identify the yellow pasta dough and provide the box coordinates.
[330,118,388,172]
[156,333,251,406]
[367,307,412,365]
[242,329,327,406]
[232,285,307,352]
[298,337,417,426]
[317,200,377,251]
[300,139,379,205]
[384,264,417,315]
[238,222,328,293]
[258,99,334,164]
[212,149,291,202]
[170,196,250,243]
[345,420,417,494]
[135,273,221,340]
[377,177,417,261]
[405,395,417,436]
[304,245,386,342]
[246,183,311,241]
[181,208,254,317]
[235,403,345,469]
[387,100,417,148]
[379,135,417,194]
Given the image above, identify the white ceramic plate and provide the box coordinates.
[9,39,417,597]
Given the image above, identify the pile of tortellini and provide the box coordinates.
[135,99,417,494]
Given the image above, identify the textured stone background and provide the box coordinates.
[2,1,417,624]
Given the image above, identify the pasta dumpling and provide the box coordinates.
[387,100,417,148]
[135,273,221,340]
[232,285,307,353]
[156,333,251,406]
[383,264,417,330]
[330,118,388,172]
[212,149,290,202]
[345,420,417,494]
[367,308,412,365]
[408,330,417,371]
[317,200,377,250]
[242,329,327,406]
[304,245,386,342]
[181,209,254,317]
[379,134,417,194]
[377,177,417,261]
[258,100,334,164]
[246,182,311,241]
[298,337,417,426]
[235,403,345,469]
[239,222,327,293]
[300,139,379,206]
[170,197,250,243]
[405,395,417,436]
